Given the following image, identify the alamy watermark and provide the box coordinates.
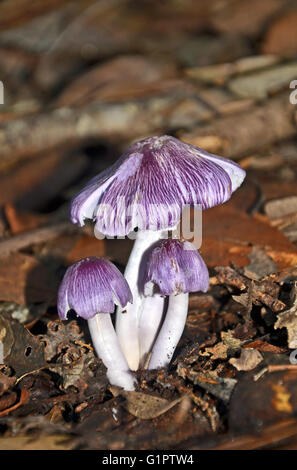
[94,200,203,250]
[0,81,3,105]
[290,349,297,364]
[0,341,3,364]
[289,80,297,104]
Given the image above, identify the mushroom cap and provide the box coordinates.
[142,239,209,296]
[57,257,132,320]
[71,135,246,236]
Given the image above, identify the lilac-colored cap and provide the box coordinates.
[70,135,246,236]
[142,239,209,296]
[57,257,132,320]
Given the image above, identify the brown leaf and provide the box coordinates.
[244,247,278,280]
[41,320,83,362]
[4,203,48,235]
[120,391,184,420]
[210,266,247,290]
[0,151,86,207]
[56,55,177,107]
[261,9,297,57]
[2,316,46,379]
[65,235,105,264]
[0,372,16,397]
[222,269,286,313]
[203,342,228,360]
[230,348,263,371]
[0,0,79,31]
[275,282,297,348]
[202,205,297,270]
[265,196,297,219]
[243,340,287,354]
[177,363,237,403]
[211,0,285,36]
[221,330,243,352]
[0,252,58,305]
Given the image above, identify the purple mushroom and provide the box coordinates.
[141,239,209,369]
[57,257,136,390]
[70,135,246,370]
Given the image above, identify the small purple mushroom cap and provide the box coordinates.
[142,239,209,296]
[70,135,246,236]
[57,257,132,320]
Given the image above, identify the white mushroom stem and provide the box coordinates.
[88,313,136,391]
[116,229,166,371]
[138,294,165,368]
[148,292,189,370]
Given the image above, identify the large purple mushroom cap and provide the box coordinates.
[70,135,246,237]
[142,239,209,296]
[57,257,133,320]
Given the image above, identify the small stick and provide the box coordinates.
[268,364,297,372]
[0,389,29,417]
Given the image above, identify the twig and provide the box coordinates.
[0,389,29,417]
[268,365,297,372]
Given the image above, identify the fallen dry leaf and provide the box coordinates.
[265,196,297,220]
[0,252,59,305]
[202,205,297,270]
[230,348,263,371]
[177,363,237,403]
[56,55,177,106]
[1,315,46,379]
[120,391,184,420]
[203,342,228,360]
[244,247,277,280]
[4,204,48,235]
[261,9,297,56]
[65,235,105,264]
[221,330,243,352]
[275,282,297,348]
[0,372,16,397]
[243,340,287,354]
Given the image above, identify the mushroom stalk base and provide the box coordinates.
[148,292,189,370]
[88,313,136,391]
[116,229,166,371]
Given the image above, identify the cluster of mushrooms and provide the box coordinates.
[58,135,246,391]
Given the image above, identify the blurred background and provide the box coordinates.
[1,0,297,287]
[0,0,297,450]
